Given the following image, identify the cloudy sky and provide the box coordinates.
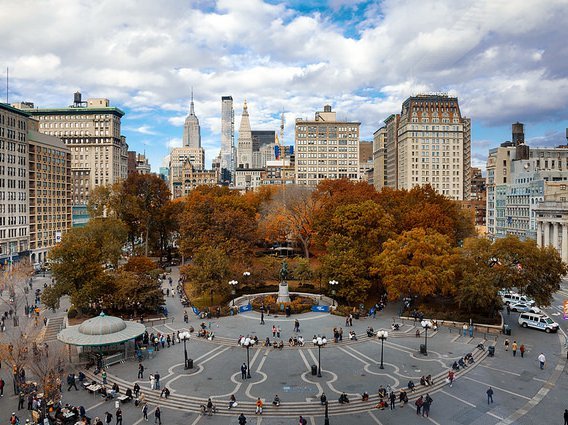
[2,0,568,171]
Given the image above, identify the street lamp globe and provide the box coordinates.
[243,271,250,278]
[421,320,432,329]
[180,331,190,340]
[229,280,238,306]
[377,330,388,369]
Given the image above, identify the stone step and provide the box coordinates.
[80,343,491,417]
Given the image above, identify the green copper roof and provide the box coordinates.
[28,106,125,118]
[0,103,31,117]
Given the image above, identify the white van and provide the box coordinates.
[502,293,535,306]
[518,312,559,333]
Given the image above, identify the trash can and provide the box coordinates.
[186,359,194,369]
[419,344,427,355]
[311,365,318,375]
[503,324,511,336]
[488,346,495,357]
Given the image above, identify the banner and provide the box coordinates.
[311,305,329,312]
[192,306,200,316]
[239,304,252,313]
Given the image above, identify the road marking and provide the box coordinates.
[298,349,312,370]
[439,390,476,407]
[462,376,531,400]
[426,416,442,425]
[488,411,504,420]
[132,408,156,425]
[86,401,105,411]
[338,346,369,365]
[190,415,202,425]
[368,410,384,424]
[478,364,547,382]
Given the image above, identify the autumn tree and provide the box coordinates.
[373,228,459,301]
[455,237,502,315]
[179,186,258,261]
[44,218,127,312]
[182,246,231,298]
[113,173,171,256]
[258,186,320,258]
[111,270,164,316]
[376,186,476,245]
[0,259,34,326]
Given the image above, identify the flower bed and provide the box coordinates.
[250,294,315,314]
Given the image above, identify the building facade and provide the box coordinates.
[28,124,72,264]
[17,93,128,206]
[236,100,253,169]
[135,153,151,174]
[169,146,206,196]
[372,127,386,190]
[171,162,217,199]
[0,104,30,265]
[220,96,234,183]
[382,94,471,200]
[295,105,360,186]
[183,92,201,149]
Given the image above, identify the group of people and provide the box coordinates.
[503,339,526,357]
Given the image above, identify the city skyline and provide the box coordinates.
[2,0,568,171]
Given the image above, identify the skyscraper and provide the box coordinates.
[379,94,471,201]
[182,91,201,148]
[237,100,253,169]
[220,96,234,182]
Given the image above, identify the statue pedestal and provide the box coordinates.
[277,281,291,303]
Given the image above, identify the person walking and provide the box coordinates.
[389,391,396,410]
[154,406,162,425]
[538,352,546,370]
[238,413,247,425]
[115,408,122,425]
[415,395,423,415]
[241,363,248,380]
[102,370,107,384]
[0,377,4,397]
[272,326,276,337]
[422,394,432,417]
[138,363,145,379]
[520,344,526,358]
[277,326,281,338]
[512,341,518,357]
[154,372,161,389]
[142,403,148,421]
[447,370,455,387]
[260,312,264,325]
[504,338,509,351]
[67,373,78,391]
[104,411,112,425]
[487,387,494,404]
[564,408,568,425]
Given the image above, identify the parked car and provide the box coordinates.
[502,293,535,306]
[509,303,541,314]
[518,312,559,333]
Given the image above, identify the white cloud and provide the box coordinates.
[165,138,182,149]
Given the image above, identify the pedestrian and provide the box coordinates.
[138,363,144,379]
[487,387,494,404]
[150,374,156,390]
[299,415,307,425]
[238,413,247,425]
[538,352,546,369]
[506,305,511,315]
[272,325,276,337]
[422,393,432,417]
[389,391,396,410]
[104,411,112,425]
[0,377,4,397]
[260,312,264,325]
[154,372,161,389]
[564,409,568,425]
[512,340,518,357]
[18,392,24,410]
[277,326,281,338]
[415,395,423,415]
[68,373,79,391]
[241,363,248,380]
[102,370,107,384]
[255,397,263,414]
[116,408,122,425]
[504,338,509,351]
[520,344,525,358]
[142,403,148,421]
[43,317,47,326]
[447,370,455,387]
[154,406,161,425]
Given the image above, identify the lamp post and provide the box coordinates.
[180,331,191,369]
[328,280,338,306]
[312,335,327,377]
[243,271,250,281]
[241,336,255,379]
[421,319,432,356]
[229,280,238,306]
[377,330,388,369]
[324,400,330,425]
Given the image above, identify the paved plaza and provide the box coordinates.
[1,268,568,425]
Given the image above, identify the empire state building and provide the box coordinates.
[183,91,201,148]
